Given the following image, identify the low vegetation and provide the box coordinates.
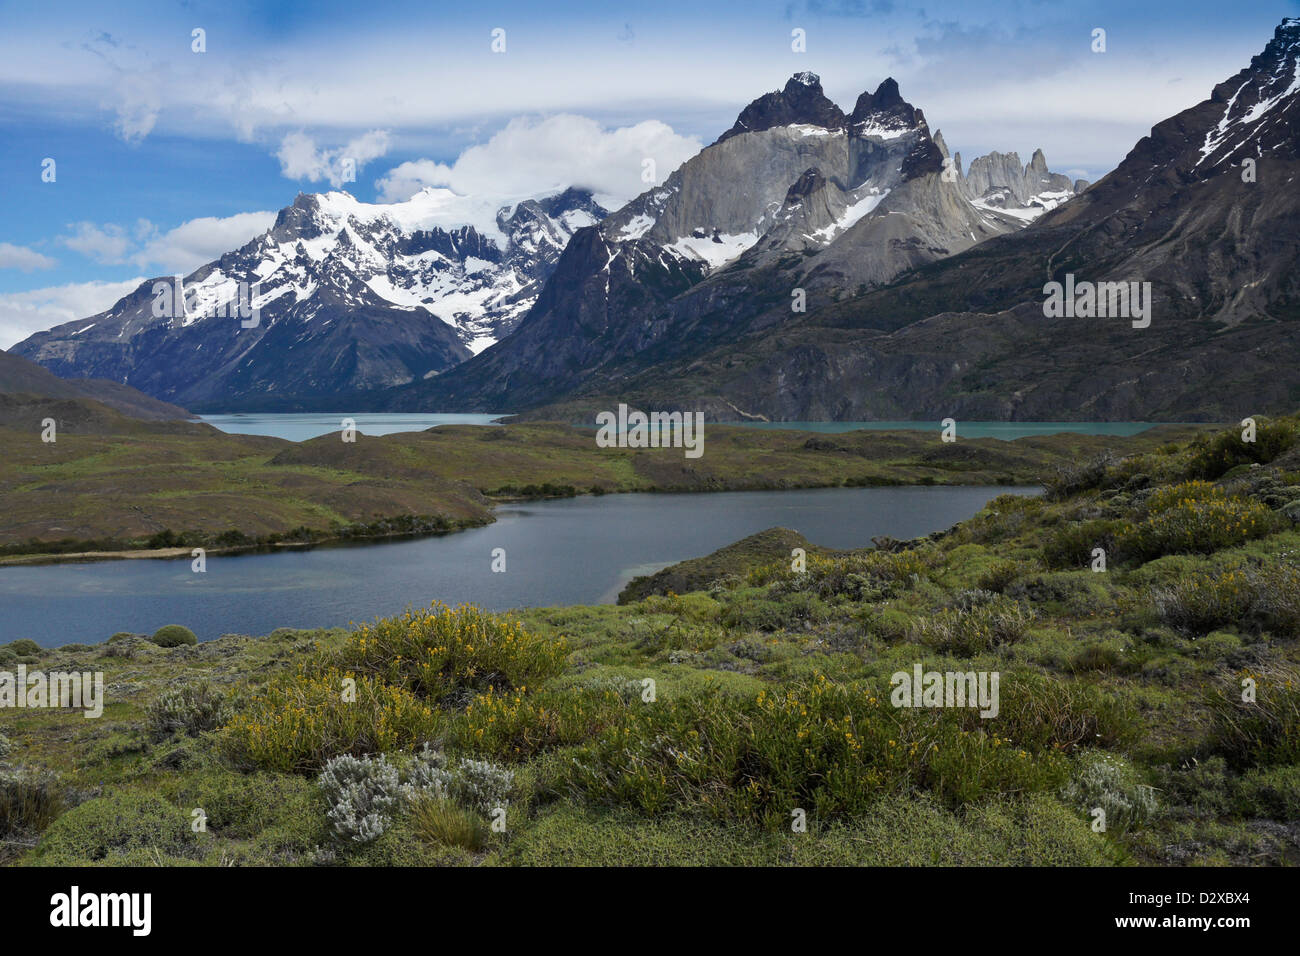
[2,415,1298,865]
[0,397,1206,561]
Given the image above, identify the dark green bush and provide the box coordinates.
[31,790,201,864]
[1042,520,1122,569]
[151,624,198,648]
[1187,420,1297,480]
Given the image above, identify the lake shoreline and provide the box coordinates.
[0,478,1041,567]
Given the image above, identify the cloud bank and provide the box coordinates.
[374,114,702,212]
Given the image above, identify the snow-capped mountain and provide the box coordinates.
[15,73,1081,413]
[394,73,1086,412]
[12,186,607,408]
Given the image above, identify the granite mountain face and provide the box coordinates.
[477,18,1300,423]
[12,187,607,410]
[390,73,1086,412]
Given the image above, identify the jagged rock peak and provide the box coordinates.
[718,73,930,145]
[717,72,847,142]
[932,129,950,158]
[852,77,905,115]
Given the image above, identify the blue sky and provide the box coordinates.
[1,0,1296,345]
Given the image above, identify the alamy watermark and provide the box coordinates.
[1,665,104,718]
[595,403,704,459]
[152,275,261,328]
[1042,273,1151,329]
[891,663,999,718]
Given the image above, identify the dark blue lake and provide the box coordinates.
[0,485,1037,647]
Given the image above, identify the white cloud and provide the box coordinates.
[375,114,702,212]
[59,212,276,274]
[112,70,162,144]
[277,129,391,188]
[132,212,277,273]
[0,278,146,349]
[0,243,57,272]
[62,223,133,263]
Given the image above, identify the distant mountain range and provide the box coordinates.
[12,187,607,409]
[11,18,1300,422]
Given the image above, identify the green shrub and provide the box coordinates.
[719,592,828,631]
[1060,751,1157,834]
[171,770,318,840]
[563,677,1073,825]
[31,790,199,864]
[5,639,40,656]
[1235,765,1300,819]
[146,682,228,740]
[913,598,1033,655]
[1153,570,1254,635]
[1193,631,1243,661]
[1154,565,1300,637]
[1187,420,1297,480]
[1007,573,1111,615]
[1206,667,1300,769]
[0,764,63,838]
[1249,563,1300,637]
[758,550,932,600]
[978,671,1142,751]
[151,624,197,647]
[1044,453,1116,500]
[977,560,1030,593]
[1042,520,1121,569]
[1070,644,1123,672]
[1153,756,1234,817]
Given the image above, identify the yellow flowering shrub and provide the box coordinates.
[222,668,440,773]
[1116,483,1277,560]
[455,684,634,760]
[329,602,568,703]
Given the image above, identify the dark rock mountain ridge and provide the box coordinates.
[516,18,1300,423]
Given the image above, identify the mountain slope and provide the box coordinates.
[390,73,1085,412]
[0,350,191,421]
[517,17,1300,423]
[11,187,607,411]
